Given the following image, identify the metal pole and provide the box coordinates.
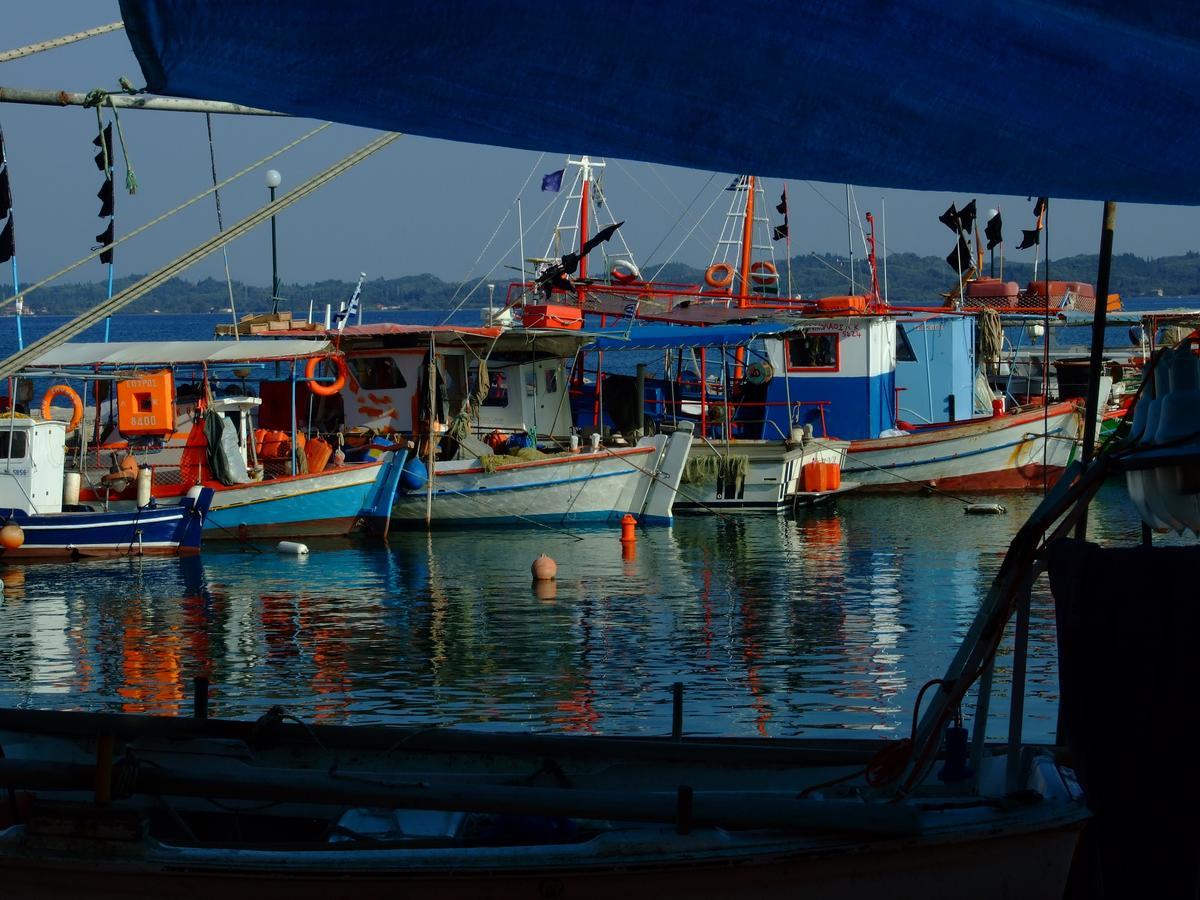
[425,334,436,527]
[845,184,855,294]
[1005,580,1032,794]
[269,184,279,314]
[1074,201,1117,539]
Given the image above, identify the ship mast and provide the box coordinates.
[736,175,756,309]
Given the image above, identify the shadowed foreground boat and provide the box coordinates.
[0,707,1084,899]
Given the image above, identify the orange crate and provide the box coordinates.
[523,304,583,330]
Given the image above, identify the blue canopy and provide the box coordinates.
[118,1,1200,203]
[585,323,800,351]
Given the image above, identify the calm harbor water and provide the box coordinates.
[0,309,1183,742]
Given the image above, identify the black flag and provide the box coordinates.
[97,177,114,217]
[92,123,113,171]
[985,210,1003,249]
[938,203,959,232]
[772,223,789,241]
[0,215,14,264]
[0,166,11,214]
[946,234,973,272]
[725,176,746,191]
[1016,228,1040,250]
[957,199,977,234]
[776,192,787,216]
[579,220,623,257]
[1033,196,1047,218]
[95,221,114,264]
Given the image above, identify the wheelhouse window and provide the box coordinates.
[349,357,407,390]
[470,368,509,407]
[0,431,28,459]
[544,367,559,394]
[896,323,918,362]
[787,333,840,371]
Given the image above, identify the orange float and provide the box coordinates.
[749,260,778,283]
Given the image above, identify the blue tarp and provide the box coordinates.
[118,1,1200,203]
[585,323,798,351]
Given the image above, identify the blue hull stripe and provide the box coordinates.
[402,467,632,499]
[203,480,376,531]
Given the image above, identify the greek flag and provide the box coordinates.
[334,274,365,330]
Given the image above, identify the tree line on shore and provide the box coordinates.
[12,250,1200,316]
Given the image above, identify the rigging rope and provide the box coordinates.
[0,131,401,380]
[0,122,332,314]
[205,113,240,340]
[0,21,124,63]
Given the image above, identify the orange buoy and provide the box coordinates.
[619,513,637,544]
[621,540,636,562]
[531,553,558,581]
[0,522,25,550]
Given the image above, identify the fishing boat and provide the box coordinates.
[502,164,1085,493]
[250,322,695,526]
[17,340,406,540]
[0,415,212,558]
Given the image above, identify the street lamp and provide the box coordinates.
[265,169,282,313]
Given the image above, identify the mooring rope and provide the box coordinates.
[0,21,124,63]
[0,122,332,314]
[0,131,401,380]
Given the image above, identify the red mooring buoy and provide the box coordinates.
[531,554,558,581]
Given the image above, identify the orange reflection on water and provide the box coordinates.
[118,611,184,715]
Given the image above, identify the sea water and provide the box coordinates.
[0,308,1181,741]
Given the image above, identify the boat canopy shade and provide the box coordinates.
[1007,309,1200,326]
[118,0,1200,204]
[25,339,334,369]
[586,323,809,352]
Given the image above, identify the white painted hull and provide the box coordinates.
[676,439,850,511]
[391,431,690,526]
[844,403,1082,491]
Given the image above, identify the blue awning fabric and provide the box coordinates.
[118,1,1200,204]
[585,323,801,351]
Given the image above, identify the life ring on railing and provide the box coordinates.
[750,261,779,283]
[41,384,84,431]
[611,262,639,284]
[305,355,348,396]
[745,361,775,385]
[704,263,735,289]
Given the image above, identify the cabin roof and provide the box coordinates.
[584,319,887,351]
[24,340,334,369]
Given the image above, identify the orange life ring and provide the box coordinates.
[41,384,84,431]
[750,261,779,283]
[704,263,735,289]
[305,355,348,396]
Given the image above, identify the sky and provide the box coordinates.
[3,2,1200,292]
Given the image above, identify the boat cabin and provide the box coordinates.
[0,418,67,515]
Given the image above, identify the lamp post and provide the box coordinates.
[988,208,999,277]
[265,169,282,313]
[487,283,496,322]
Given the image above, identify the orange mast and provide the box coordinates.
[736,175,756,309]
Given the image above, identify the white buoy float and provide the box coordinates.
[63,471,81,507]
[277,540,310,555]
[964,503,1007,515]
[136,466,153,508]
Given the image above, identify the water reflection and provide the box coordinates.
[0,483,1168,740]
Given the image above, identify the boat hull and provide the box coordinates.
[89,460,398,540]
[844,402,1082,491]
[0,819,1083,899]
[391,438,681,526]
[0,489,212,559]
[674,438,850,511]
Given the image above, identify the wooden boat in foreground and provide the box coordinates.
[0,705,1085,899]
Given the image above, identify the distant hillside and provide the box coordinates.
[14,251,1200,316]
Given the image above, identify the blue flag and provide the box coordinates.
[541,169,564,192]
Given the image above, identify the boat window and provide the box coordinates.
[896,323,918,362]
[544,367,559,394]
[0,431,28,459]
[525,370,537,396]
[348,357,407,390]
[787,333,839,371]
[470,368,509,407]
